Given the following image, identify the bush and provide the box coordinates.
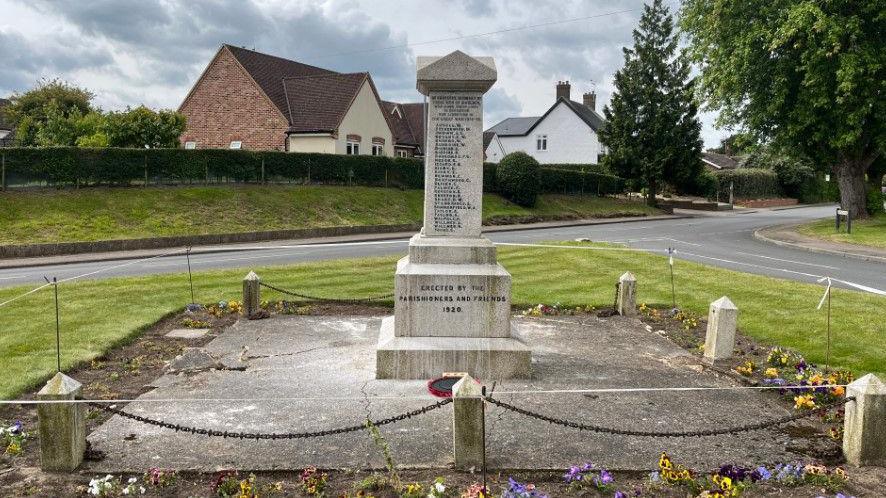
[866,185,885,215]
[538,167,625,195]
[496,152,541,207]
[714,168,781,199]
[536,163,611,174]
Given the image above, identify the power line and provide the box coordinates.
[301,9,639,61]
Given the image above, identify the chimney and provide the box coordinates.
[582,91,596,110]
[556,80,571,100]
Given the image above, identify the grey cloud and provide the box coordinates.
[0,29,114,96]
[484,87,523,126]
[14,0,416,104]
[458,0,497,17]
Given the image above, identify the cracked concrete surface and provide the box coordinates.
[87,315,808,472]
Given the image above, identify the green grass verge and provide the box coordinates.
[0,186,660,245]
[796,212,886,249]
[1,244,882,399]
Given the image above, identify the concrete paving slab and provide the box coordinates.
[165,328,211,339]
[87,315,804,472]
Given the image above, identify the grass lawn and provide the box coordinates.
[0,186,660,245]
[1,244,883,399]
[796,212,886,249]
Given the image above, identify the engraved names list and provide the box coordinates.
[425,92,483,236]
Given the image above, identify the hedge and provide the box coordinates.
[0,147,426,189]
[0,147,626,197]
[714,168,782,199]
[539,167,625,195]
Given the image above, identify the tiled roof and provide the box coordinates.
[483,131,494,150]
[283,73,368,133]
[701,152,739,170]
[562,99,605,132]
[224,44,336,120]
[485,116,540,136]
[485,98,606,138]
[383,101,425,151]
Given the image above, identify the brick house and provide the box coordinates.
[179,45,421,156]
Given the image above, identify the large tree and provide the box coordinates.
[681,0,885,218]
[5,79,95,146]
[600,0,703,206]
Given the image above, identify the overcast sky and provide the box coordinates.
[0,0,728,148]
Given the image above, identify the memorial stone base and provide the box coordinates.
[376,235,531,380]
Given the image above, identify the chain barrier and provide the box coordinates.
[88,398,450,440]
[259,281,394,304]
[484,395,853,438]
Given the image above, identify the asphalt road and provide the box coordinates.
[1,205,884,295]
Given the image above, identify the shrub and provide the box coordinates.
[714,168,781,199]
[496,152,541,207]
[866,184,885,215]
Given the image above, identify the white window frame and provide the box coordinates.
[536,134,547,151]
[229,141,242,150]
[371,144,384,156]
[346,141,360,155]
[397,149,408,158]
[184,141,196,150]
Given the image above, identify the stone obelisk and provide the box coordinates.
[376,51,531,380]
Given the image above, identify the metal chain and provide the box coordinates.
[259,281,394,304]
[88,398,451,440]
[484,396,852,438]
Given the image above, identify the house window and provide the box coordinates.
[184,141,196,150]
[397,149,408,158]
[346,141,360,155]
[372,144,384,156]
[229,141,242,150]
[536,135,547,151]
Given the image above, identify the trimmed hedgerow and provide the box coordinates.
[496,152,541,207]
[539,167,626,196]
[0,147,426,189]
[0,148,627,199]
[714,168,782,199]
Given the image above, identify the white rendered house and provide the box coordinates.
[484,81,606,164]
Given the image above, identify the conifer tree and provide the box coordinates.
[600,0,703,205]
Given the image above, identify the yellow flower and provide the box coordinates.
[764,367,779,378]
[659,452,673,470]
[794,394,817,410]
[832,386,845,397]
[809,373,824,385]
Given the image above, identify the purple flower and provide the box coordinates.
[615,492,627,498]
[581,462,594,471]
[9,420,22,435]
[564,466,582,483]
[751,466,771,481]
[599,469,613,485]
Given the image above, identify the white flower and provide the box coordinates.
[435,482,446,493]
[122,488,130,495]
[128,477,137,484]
[139,486,146,494]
